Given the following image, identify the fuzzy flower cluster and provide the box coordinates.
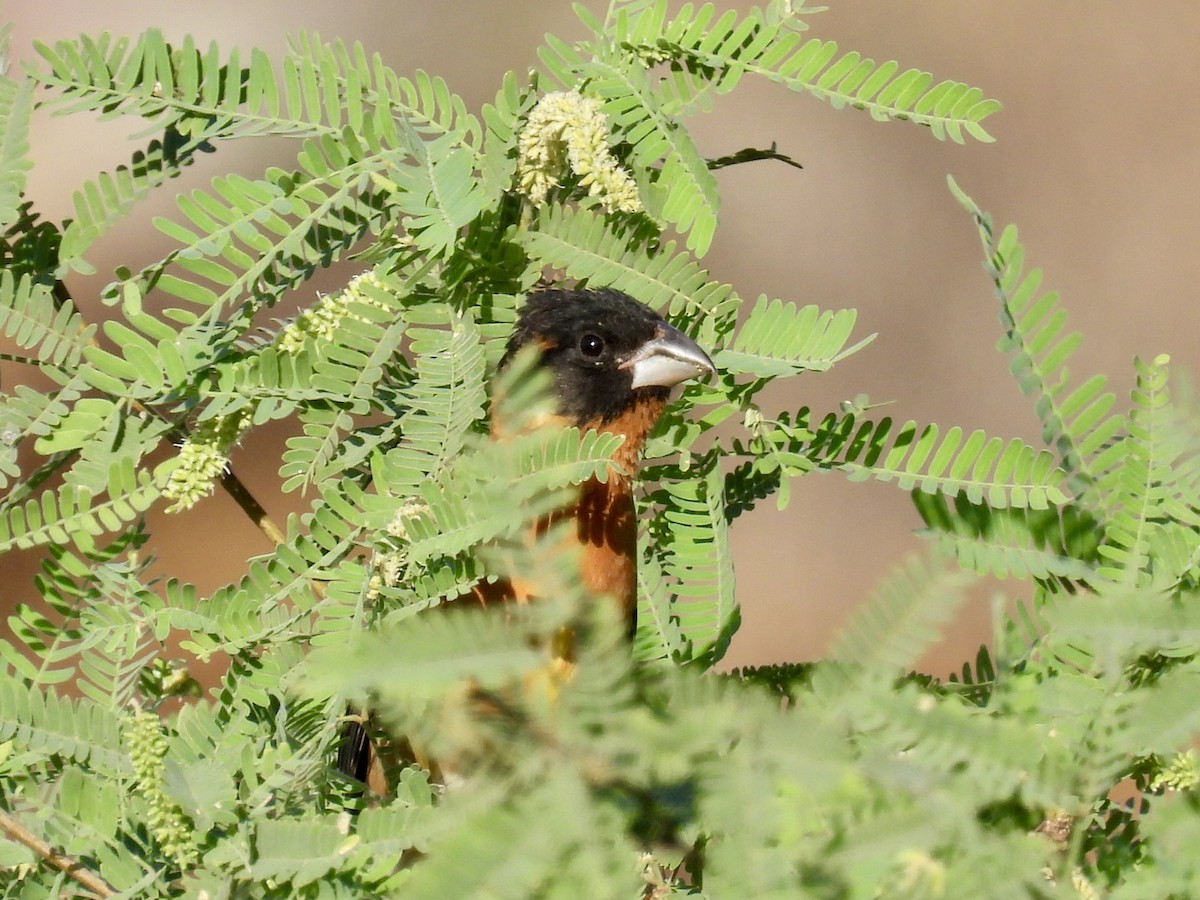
[162,409,251,513]
[516,90,642,215]
[124,708,197,869]
[387,499,426,541]
[365,501,428,600]
[1071,869,1099,900]
[1151,749,1200,792]
[278,271,391,355]
[890,850,945,896]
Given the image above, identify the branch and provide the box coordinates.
[706,142,803,172]
[219,467,286,546]
[0,810,116,898]
[49,278,288,550]
[0,448,77,511]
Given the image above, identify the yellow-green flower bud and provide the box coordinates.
[1151,749,1200,792]
[124,708,197,869]
[279,271,392,354]
[162,409,251,512]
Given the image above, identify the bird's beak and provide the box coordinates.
[623,321,717,389]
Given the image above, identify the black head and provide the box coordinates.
[501,288,715,426]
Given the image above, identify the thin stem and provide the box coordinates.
[0,351,64,368]
[0,449,78,511]
[48,278,289,550]
[219,468,286,546]
[131,405,288,553]
[707,142,804,172]
[0,810,116,898]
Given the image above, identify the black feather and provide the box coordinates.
[337,718,371,785]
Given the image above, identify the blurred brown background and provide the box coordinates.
[4,2,1198,676]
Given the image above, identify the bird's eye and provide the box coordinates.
[579,333,605,357]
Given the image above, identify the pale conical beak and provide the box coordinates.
[623,321,717,389]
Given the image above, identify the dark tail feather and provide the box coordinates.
[337,714,372,785]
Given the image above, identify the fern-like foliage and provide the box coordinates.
[640,453,739,665]
[0,71,32,229]
[0,457,168,553]
[58,137,201,275]
[538,2,998,258]
[715,294,874,377]
[728,406,1068,510]
[940,182,1200,599]
[0,269,92,370]
[6,4,1197,898]
[0,676,130,774]
[361,304,487,498]
[1093,354,1182,587]
[950,176,1123,511]
[828,553,972,675]
[598,1,1001,144]
[913,491,1099,583]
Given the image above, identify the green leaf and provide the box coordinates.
[0,75,33,227]
[365,306,486,498]
[59,139,202,274]
[715,294,874,377]
[951,177,1123,512]
[251,818,360,887]
[1094,354,1190,588]
[913,491,1099,583]
[0,672,131,773]
[302,605,544,702]
[642,453,739,665]
[748,407,1069,510]
[389,145,492,256]
[0,269,93,371]
[0,457,167,552]
[828,553,972,674]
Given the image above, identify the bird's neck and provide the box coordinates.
[480,392,667,615]
[585,391,668,478]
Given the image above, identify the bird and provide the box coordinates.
[337,286,716,791]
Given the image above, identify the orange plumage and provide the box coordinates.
[339,287,715,790]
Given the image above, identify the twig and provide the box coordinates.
[0,810,116,898]
[0,449,78,511]
[219,468,286,547]
[707,142,804,171]
[139,406,287,551]
[51,278,289,550]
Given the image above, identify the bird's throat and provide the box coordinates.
[592,391,668,474]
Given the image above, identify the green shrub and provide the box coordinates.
[1,3,1196,896]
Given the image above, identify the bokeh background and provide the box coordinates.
[3,1,1199,675]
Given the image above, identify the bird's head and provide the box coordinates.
[501,288,716,432]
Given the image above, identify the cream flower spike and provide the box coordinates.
[278,270,390,355]
[516,90,642,214]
